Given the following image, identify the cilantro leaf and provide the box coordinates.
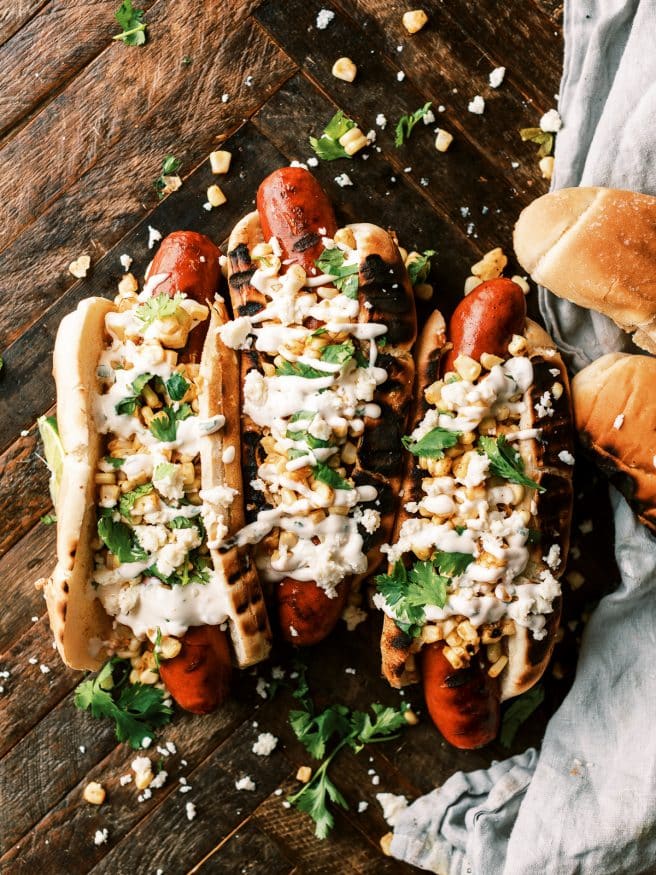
[74,657,172,749]
[115,395,142,416]
[148,405,191,442]
[154,155,182,198]
[286,425,331,451]
[434,550,475,577]
[113,0,147,46]
[309,111,357,161]
[500,685,545,748]
[135,293,184,329]
[105,456,125,468]
[321,341,355,365]
[519,127,554,158]
[131,372,155,394]
[395,102,432,147]
[314,249,360,298]
[349,702,408,751]
[40,513,57,525]
[97,514,147,563]
[405,560,447,609]
[288,410,316,425]
[166,372,189,401]
[290,704,351,759]
[402,427,461,458]
[275,360,331,379]
[293,768,348,839]
[119,483,154,518]
[313,462,351,490]
[407,249,436,285]
[478,435,544,492]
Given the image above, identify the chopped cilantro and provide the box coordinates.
[135,293,184,328]
[313,462,351,490]
[309,111,358,161]
[519,127,554,158]
[97,514,147,563]
[314,248,360,298]
[275,360,331,379]
[119,483,154,518]
[478,435,544,492]
[395,102,432,147]
[40,513,57,525]
[321,341,355,365]
[406,249,436,285]
[115,395,142,416]
[402,427,461,459]
[166,372,189,401]
[104,456,125,469]
[113,0,147,46]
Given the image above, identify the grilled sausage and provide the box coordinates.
[158,625,232,714]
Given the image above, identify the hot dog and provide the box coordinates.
[223,167,417,645]
[41,231,271,719]
[377,278,573,748]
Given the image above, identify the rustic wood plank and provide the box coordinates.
[190,820,295,875]
[0,0,48,47]
[254,0,550,244]
[0,7,295,348]
[0,0,156,143]
[0,424,52,559]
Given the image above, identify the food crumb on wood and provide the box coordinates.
[402,10,428,34]
[468,95,485,114]
[119,253,132,272]
[334,173,353,187]
[489,66,506,88]
[540,108,562,132]
[252,732,278,756]
[296,765,313,783]
[68,255,91,278]
[185,801,197,821]
[397,71,406,82]
[236,775,256,791]
[93,828,109,847]
[83,781,106,805]
[579,519,593,535]
[358,800,369,813]
[147,226,162,249]
[316,8,335,29]
[377,792,409,827]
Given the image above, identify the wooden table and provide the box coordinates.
[0,1,619,872]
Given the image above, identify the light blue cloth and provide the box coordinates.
[390,2,656,872]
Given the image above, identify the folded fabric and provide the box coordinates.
[390,1,656,871]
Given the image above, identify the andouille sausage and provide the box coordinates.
[442,278,526,373]
[149,230,222,361]
[256,170,347,646]
[147,231,232,711]
[158,626,231,714]
[257,167,338,273]
[420,278,526,747]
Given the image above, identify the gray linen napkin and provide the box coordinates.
[390,2,656,872]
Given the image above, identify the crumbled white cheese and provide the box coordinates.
[342,603,367,631]
[185,801,197,821]
[358,801,369,813]
[397,71,405,81]
[558,450,575,466]
[423,109,436,125]
[334,173,353,187]
[28,657,38,665]
[221,93,230,103]
[219,315,252,349]
[271,665,285,680]
[93,829,109,846]
[345,667,356,675]
[489,66,506,88]
[540,109,562,132]
[40,664,50,674]
[376,113,387,129]
[543,544,561,571]
[468,95,485,114]
[289,625,299,638]
[256,677,269,699]
[244,75,254,87]
[149,769,168,789]
[236,775,256,791]
[119,774,132,786]
[535,391,554,418]
[307,156,319,167]
[613,414,624,430]
[252,732,279,756]
[148,226,162,249]
[377,793,409,827]
[316,8,335,29]
[120,254,133,272]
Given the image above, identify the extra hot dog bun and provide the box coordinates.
[514,187,656,353]
[43,284,271,673]
[573,352,656,532]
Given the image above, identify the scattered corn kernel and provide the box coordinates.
[207,184,227,207]
[69,255,91,279]
[83,782,106,805]
[118,272,139,296]
[159,636,182,660]
[471,247,507,281]
[209,150,232,175]
[511,274,530,294]
[402,9,428,34]
[480,352,504,370]
[508,334,527,356]
[332,57,357,82]
[380,832,394,856]
[464,275,482,295]
[454,354,481,382]
[434,129,453,152]
[296,765,313,783]
[488,655,509,678]
[339,127,368,155]
[403,708,419,726]
[539,155,555,180]
[551,381,563,400]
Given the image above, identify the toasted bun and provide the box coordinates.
[573,352,656,532]
[380,314,573,703]
[514,187,656,353]
[43,296,271,671]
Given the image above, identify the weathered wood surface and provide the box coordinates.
[0,1,618,872]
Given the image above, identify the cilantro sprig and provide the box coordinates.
[395,102,432,147]
[478,435,544,492]
[275,360,333,379]
[407,249,436,285]
[314,248,360,298]
[113,0,147,46]
[135,293,184,328]
[75,658,172,749]
[376,551,473,636]
[402,426,461,459]
[97,512,147,563]
[287,667,409,839]
[154,155,182,198]
[519,127,554,158]
[309,111,358,161]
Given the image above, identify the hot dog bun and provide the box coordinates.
[513,187,656,353]
[572,352,656,533]
[379,293,573,737]
[42,265,271,673]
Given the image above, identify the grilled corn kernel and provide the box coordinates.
[479,416,496,435]
[69,254,91,278]
[333,227,356,249]
[118,272,139,296]
[481,626,502,645]
[133,493,160,516]
[471,247,507,281]
[404,708,420,726]
[551,381,563,400]
[99,484,120,505]
[510,484,525,506]
[332,56,357,82]
[508,333,527,356]
[129,668,141,685]
[420,624,443,644]
[159,636,182,660]
[539,155,555,180]
[380,833,394,856]
[434,128,453,152]
[341,441,357,465]
[83,782,106,805]
[311,480,334,504]
[446,631,463,648]
[285,263,307,294]
[412,546,432,561]
[209,149,232,175]
[296,765,313,783]
[140,668,159,685]
[134,767,153,791]
[142,385,161,409]
[339,127,368,155]
[415,282,433,301]
[179,298,209,324]
[95,472,117,485]
[207,184,227,207]
[511,274,530,294]
[487,642,502,663]
[443,645,468,670]
[402,9,428,33]
[457,620,479,644]
[480,352,504,370]
[488,655,508,678]
[501,619,516,636]
[442,618,459,637]
[464,275,482,295]
[454,354,481,382]
[424,380,443,405]
[279,531,299,549]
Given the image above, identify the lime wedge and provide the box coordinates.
[38,415,64,506]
